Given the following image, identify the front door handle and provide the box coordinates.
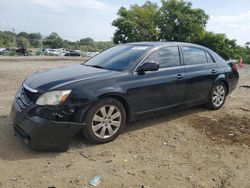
[176,74,184,80]
[211,69,217,74]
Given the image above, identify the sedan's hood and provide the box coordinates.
[24,64,119,91]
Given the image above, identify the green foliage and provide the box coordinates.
[17,36,30,48]
[17,32,29,39]
[112,0,247,61]
[79,45,98,52]
[43,32,64,49]
[79,37,94,45]
[29,33,42,48]
[35,50,42,56]
[242,45,250,64]
[0,31,42,49]
[95,41,115,51]
[0,31,15,47]
[112,0,208,43]
[0,31,114,53]
[112,1,160,43]
[159,0,208,42]
[198,32,242,60]
[63,38,114,52]
[8,49,18,56]
[62,40,75,49]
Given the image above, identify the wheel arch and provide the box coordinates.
[214,78,229,95]
[97,93,131,122]
[220,80,229,95]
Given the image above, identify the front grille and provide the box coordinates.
[15,85,39,111]
[15,87,35,111]
[15,90,31,111]
[23,87,38,102]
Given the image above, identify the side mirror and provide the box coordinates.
[137,61,159,74]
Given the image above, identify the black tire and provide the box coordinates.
[206,81,227,110]
[82,97,126,144]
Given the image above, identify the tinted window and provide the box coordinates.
[85,45,150,71]
[183,47,207,65]
[206,52,215,63]
[146,46,180,68]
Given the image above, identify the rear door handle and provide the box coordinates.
[176,74,184,80]
[211,69,217,74]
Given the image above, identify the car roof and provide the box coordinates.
[125,41,209,50]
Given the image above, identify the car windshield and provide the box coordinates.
[84,45,150,71]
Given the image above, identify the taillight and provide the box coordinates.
[232,63,238,72]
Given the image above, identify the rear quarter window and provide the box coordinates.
[206,51,215,63]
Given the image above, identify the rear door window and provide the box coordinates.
[182,47,207,65]
[146,46,181,68]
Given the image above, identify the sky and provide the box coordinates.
[0,0,249,45]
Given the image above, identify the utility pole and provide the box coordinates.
[13,28,16,46]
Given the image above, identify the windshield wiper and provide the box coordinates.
[85,65,105,69]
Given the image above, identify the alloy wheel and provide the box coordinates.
[212,85,226,107]
[91,105,122,139]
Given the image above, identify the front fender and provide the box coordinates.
[95,87,127,99]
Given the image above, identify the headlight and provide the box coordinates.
[36,90,71,106]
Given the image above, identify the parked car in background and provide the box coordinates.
[16,48,28,56]
[0,48,6,52]
[0,48,10,55]
[64,51,81,57]
[45,49,60,56]
[11,42,239,151]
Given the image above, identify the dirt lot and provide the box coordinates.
[0,58,249,188]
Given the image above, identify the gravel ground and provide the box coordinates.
[0,58,249,188]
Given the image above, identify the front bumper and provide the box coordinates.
[11,102,85,152]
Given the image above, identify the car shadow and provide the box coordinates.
[0,106,208,161]
[127,106,209,133]
[69,105,209,149]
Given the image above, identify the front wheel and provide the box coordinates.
[82,98,126,144]
[206,82,227,110]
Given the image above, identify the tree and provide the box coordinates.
[242,43,250,64]
[17,32,29,39]
[159,0,208,42]
[29,33,42,48]
[17,37,30,48]
[0,30,114,52]
[95,41,115,51]
[43,32,64,48]
[79,45,98,52]
[112,0,246,61]
[79,38,94,45]
[0,31,14,47]
[112,0,208,44]
[198,32,242,60]
[16,32,42,48]
[112,1,159,44]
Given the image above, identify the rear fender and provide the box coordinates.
[213,75,229,94]
[214,74,226,84]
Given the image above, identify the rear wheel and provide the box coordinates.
[206,82,227,110]
[82,98,126,143]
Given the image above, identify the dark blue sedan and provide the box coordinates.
[11,42,239,151]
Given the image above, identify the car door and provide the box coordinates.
[127,46,186,115]
[181,46,219,103]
